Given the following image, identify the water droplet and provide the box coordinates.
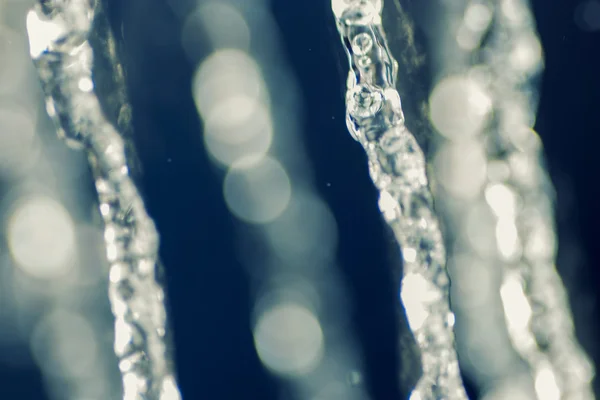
[347,84,383,118]
[351,33,373,56]
[332,0,382,26]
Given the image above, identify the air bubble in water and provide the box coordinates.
[351,33,373,56]
[332,0,382,26]
[357,56,372,68]
[347,84,383,118]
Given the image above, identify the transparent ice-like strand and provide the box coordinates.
[26,1,181,399]
[482,1,595,398]
[332,1,467,399]
[436,0,595,398]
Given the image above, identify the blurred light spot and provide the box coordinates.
[486,183,522,261]
[496,219,521,261]
[224,156,291,224]
[401,273,441,331]
[0,27,29,95]
[447,313,455,327]
[192,49,264,118]
[485,184,518,219]
[508,152,538,186]
[575,1,600,31]
[204,96,272,145]
[403,248,417,263]
[429,75,491,140]
[114,317,136,356]
[204,124,272,167]
[0,105,38,177]
[254,303,324,376]
[534,364,561,400]
[106,243,119,263]
[160,375,181,400]
[78,77,93,92]
[467,64,493,86]
[500,274,532,333]
[253,282,322,319]
[182,2,250,60]
[7,196,75,279]
[378,190,397,220]
[193,49,273,165]
[501,0,528,23]
[31,310,98,378]
[524,218,555,261]
[434,140,487,199]
[457,3,492,50]
[123,371,148,399]
[265,192,337,262]
[510,34,542,72]
[465,3,493,31]
[109,262,128,284]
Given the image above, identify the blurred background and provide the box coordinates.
[0,0,598,399]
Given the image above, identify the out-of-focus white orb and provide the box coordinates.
[253,303,324,376]
[223,155,291,224]
[7,196,76,279]
[30,309,99,378]
[429,75,491,140]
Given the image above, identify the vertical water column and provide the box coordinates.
[427,0,537,396]
[427,0,595,399]
[331,1,467,399]
[487,2,595,398]
[26,1,181,399]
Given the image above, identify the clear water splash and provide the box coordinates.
[331,1,468,399]
[26,1,181,399]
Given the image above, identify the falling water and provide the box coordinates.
[331,1,468,399]
[26,1,181,399]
